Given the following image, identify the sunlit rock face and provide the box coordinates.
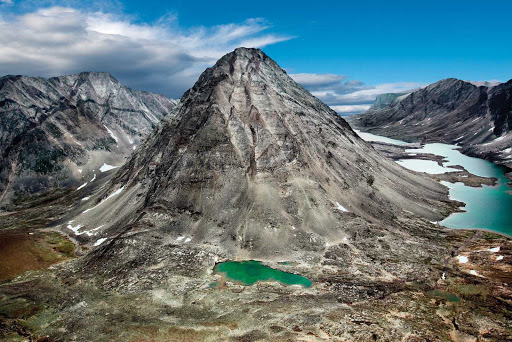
[77,47,450,282]
[348,78,512,168]
[0,72,176,204]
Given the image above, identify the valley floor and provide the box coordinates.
[0,186,511,341]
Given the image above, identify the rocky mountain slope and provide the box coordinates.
[0,72,176,205]
[347,78,512,168]
[66,47,453,281]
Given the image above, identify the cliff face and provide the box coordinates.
[348,78,512,167]
[0,72,176,204]
[368,92,409,110]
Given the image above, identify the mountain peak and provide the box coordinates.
[76,48,447,265]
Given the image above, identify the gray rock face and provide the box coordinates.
[0,72,176,204]
[369,92,409,110]
[75,48,449,277]
[348,78,512,167]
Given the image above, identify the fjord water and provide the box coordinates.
[214,260,313,287]
[358,132,512,236]
[353,129,409,146]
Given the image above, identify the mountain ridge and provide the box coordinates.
[0,71,177,205]
[348,77,512,168]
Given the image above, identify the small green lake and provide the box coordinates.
[213,260,313,287]
[428,289,460,302]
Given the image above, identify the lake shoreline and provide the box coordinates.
[352,128,512,236]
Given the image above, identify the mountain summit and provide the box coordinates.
[71,48,448,280]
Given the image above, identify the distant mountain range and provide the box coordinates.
[348,78,512,168]
[0,72,176,205]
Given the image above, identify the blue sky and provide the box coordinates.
[1,0,511,114]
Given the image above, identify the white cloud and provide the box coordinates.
[292,73,424,115]
[0,7,293,98]
[313,82,423,105]
[330,105,371,115]
[1,0,13,4]
[290,73,346,87]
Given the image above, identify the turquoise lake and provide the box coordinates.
[357,132,512,236]
[213,260,313,287]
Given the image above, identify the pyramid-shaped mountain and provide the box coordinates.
[74,48,449,268]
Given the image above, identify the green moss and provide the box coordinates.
[46,232,75,257]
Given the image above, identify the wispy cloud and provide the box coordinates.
[330,105,372,114]
[291,73,423,115]
[0,7,293,97]
[1,0,13,5]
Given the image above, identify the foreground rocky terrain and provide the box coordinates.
[0,72,177,206]
[0,49,510,341]
[347,78,512,168]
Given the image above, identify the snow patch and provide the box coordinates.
[184,238,191,243]
[77,182,88,190]
[106,186,124,200]
[488,246,500,253]
[90,174,96,182]
[496,255,504,261]
[456,255,468,263]
[100,163,118,172]
[336,202,349,212]
[78,169,82,173]
[469,270,480,276]
[94,238,107,246]
[103,125,118,142]
[81,196,90,201]
[67,222,83,235]
[176,236,184,241]
[82,186,125,214]
[88,226,104,236]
